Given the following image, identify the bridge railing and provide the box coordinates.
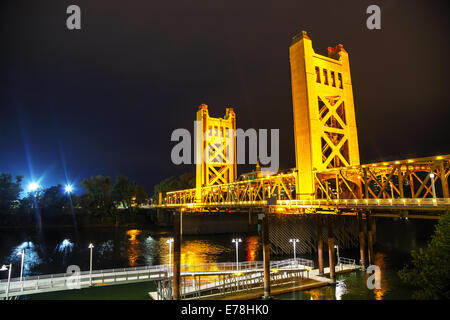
[337,257,356,266]
[275,198,450,208]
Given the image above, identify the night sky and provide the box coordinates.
[1,0,449,194]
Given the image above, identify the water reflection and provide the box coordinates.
[245,236,260,261]
[55,239,74,254]
[335,280,347,300]
[142,236,157,266]
[97,240,114,256]
[373,252,387,300]
[126,229,142,267]
[8,242,41,277]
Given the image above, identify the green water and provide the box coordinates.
[0,218,436,300]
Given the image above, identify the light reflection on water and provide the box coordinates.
[0,218,436,299]
[55,239,74,254]
[126,229,141,267]
[5,242,42,277]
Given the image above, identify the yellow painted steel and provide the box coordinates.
[195,104,237,202]
[289,31,360,199]
[154,31,450,218]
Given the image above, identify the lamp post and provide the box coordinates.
[430,173,437,200]
[289,238,299,260]
[232,238,242,272]
[18,249,25,284]
[334,245,340,266]
[232,238,242,291]
[88,243,94,286]
[166,238,174,277]
[1,264,12,299]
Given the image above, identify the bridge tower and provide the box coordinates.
[289,31,360,199]
[195,104,237,202]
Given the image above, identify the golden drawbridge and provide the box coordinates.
[155,31,449,299]
[157,31,450,219]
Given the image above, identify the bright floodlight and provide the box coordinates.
[166,238,174,244]
[88,243,94,249]
[28,182,40,192]
[65,184,73,193]
[0,265,8,271]
[430,173,435,178]
[232,238,242,243]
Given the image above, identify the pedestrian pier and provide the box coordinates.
[149,257,359,300]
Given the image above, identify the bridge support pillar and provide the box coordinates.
[358,212,366,270]
[327,216,336,283]
[441,161,450,198]
[317,215,324,275]
[261,213,271,299]
[173,212,181,300]
[366,212,374,265]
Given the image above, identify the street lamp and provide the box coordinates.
[27,182,40,192]
[166,238,174,277]
[232,238,242,272]
[334,245,340,266]
[88,243,94,286]
[430,173,437,201]
[65,184,73,193]
[1,264,12,299]
[18,250,25,284]
[289,238,299,261]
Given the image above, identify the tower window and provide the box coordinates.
[331,71,336,87]
[315,66,321,83]
[323,69,329,85]
[338,73,343,89]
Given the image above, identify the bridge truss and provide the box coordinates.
[160,155,450,217]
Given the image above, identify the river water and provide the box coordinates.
[0,218,436,300]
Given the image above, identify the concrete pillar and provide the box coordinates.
[173,212,181,300]
[327,215,335,283]
[317,215,324,275]
[366,212,374,265]
[262,213,271,299]
[358,212,366,269]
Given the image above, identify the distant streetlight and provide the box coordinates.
[65,184,73,193]
[1,264,12,299]
[88,243,94,286]
[430,173,437,200]
[18,249,25,284]
[232,238,242,272]
[289,239,299,261]
[334,245,340,265]
[166,238,174,276]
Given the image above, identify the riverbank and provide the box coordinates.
[0,208,159,230]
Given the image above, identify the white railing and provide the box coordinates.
[0,258,313,298]
[337,257,356,266]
